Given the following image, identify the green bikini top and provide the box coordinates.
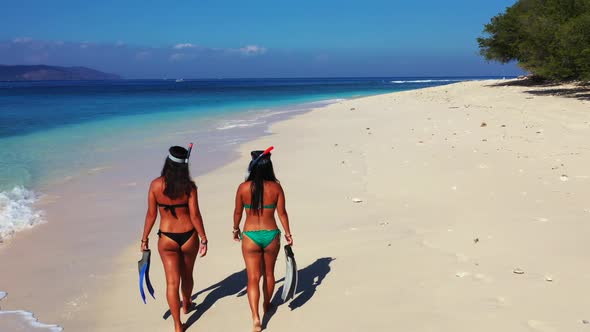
[244,203,277,209]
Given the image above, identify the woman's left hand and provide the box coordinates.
[285,234,293,246]
[199,241,208,257]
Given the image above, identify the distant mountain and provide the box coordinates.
[0,65,121,81]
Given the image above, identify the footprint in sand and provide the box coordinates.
[455,271,493,282]
[455,253,469,262]
[527,320,556,332]
[474,273,493,283]
[421,240,435,248]
[485,296,508,308]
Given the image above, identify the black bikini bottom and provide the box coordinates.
[157,229,196,247]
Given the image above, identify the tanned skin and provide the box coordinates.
[233,180,292,332]
[142,177,207,332]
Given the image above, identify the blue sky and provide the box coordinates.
[0,0,522,78]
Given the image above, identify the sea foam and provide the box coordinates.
[0,187,44,242]
[0,292,63,331]
[390,79,463,84]
[0,311,63,332]
[216,120,266,130]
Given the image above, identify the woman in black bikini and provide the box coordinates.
[141,145,208,332]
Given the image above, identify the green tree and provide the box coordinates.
[478,0,590,81]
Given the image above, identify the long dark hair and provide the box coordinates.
[247,150,279,215]
[161,146,195,199]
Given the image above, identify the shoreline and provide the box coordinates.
[4,77,587,331]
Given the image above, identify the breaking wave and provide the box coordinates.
[0,187,45,242]
[0,291,63,331]
[390,79,464,84]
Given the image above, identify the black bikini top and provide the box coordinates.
[158,202,189,218]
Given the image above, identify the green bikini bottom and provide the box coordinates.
[242,229,281,249]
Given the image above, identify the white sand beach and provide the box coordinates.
[2,79,590,331]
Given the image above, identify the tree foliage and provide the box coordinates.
[478,0,590,81]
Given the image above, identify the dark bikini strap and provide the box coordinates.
[158,203,189,218]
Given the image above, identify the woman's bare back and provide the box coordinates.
[151,177,194,233]
[237,180,284,231]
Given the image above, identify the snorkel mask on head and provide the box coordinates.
[168,143,194,164]
[245,146,274,180]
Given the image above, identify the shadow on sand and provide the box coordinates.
[489,77,590,101]
[262,257,335,329]
[162,257,335,331]
[163,269,248,328]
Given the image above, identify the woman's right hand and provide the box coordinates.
[285,234,293,246]
[233,228,241,242]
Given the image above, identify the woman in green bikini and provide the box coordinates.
[233,149,293,332]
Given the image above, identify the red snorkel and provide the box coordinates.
[261,146,274,157]
[186,142,194,163]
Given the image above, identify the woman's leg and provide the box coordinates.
[262,236,280,313]
[242,236,263,332]
[159,237,184,332]
[179,233,199,314]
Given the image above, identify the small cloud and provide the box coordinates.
[135,51,151,60]
[12,37,33,44]
[174,43,196,50]
[169,53,196,61]
[239,45,267,56]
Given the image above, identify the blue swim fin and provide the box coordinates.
[138,249,156,303]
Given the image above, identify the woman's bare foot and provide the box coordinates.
[182,300,195,314]
[253,318,262,332]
